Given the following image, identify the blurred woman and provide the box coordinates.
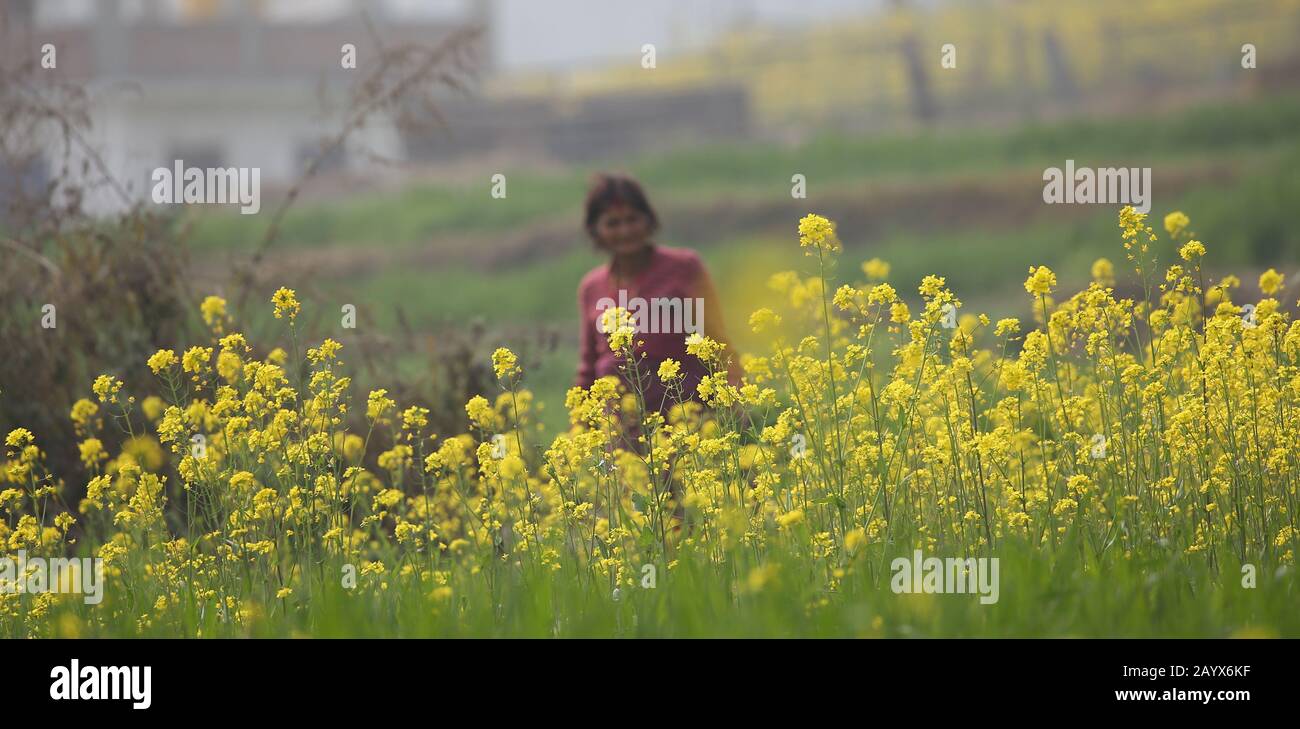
[575,172,741,416]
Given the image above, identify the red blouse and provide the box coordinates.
[576,245,738,412]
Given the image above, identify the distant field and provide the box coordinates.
[185,92,1300,253]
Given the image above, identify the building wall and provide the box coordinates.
[53,81,401,215]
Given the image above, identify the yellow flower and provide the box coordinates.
[767,271,799,294]
[6,428,35,449]
[775,509,804,529]
[91,375,123,404]
[200,295,227,330]
[1091,258,1115,287]
[1179,240,1205,262]
[229,471,258,493]
[868,283,897,306]
[748,307,781,333]
[994,318,1020,337]
[1024,265,1056,296]
[657,358,682,382]
[122,436,165,472]
[833,285,861,311]
[465,395,495,430]
[1164,211,1189,237]
[999,360,1028,391]
[401,406,429,431]
[844,527,867,555]
[1276,526,1296,548]
[862,257,890,280]
[1259,268,1284,296]
[374,486,405,508]
[216,350,241,382]
[685,333,725,364]
[78,438,106,468]
[366,389,396,422]
[918,275,945,298]
[797,213,840,254]
[70,399,99,428]
[307,339,342,364]
[1052,497,1078,517]
[492,347,520,380]
[696,373,737,407]
[340,434,365,464]
[271,287,300,320]
[599,307,637,352]
[156,406,187,446]
[147,349,177,375]
[181,346,212,375]
[499,454,526,480]
[394,521,421,544]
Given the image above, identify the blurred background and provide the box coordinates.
[2,0,1299,476]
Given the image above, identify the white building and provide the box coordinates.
[2,0,492,215]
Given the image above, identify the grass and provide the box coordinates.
[61,541,1290,638]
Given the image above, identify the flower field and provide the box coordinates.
[2,207,1297,638]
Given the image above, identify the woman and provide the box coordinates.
[575,172,741,416]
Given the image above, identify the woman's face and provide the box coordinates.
[593,203,650,256]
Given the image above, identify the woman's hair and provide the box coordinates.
[583,172,659,244]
